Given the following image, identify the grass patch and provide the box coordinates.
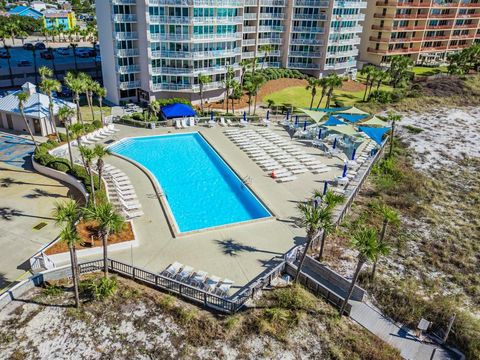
[403,124,424,134]
[411,66,448,77]
[80,104,112,122]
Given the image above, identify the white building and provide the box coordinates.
[96,0,366,105]
[0,83,76,137]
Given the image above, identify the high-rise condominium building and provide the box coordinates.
[96,0,366,105]
[360,0,480,66]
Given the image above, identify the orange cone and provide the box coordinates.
[271,170,276,178]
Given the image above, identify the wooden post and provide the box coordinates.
[443,313,456,343]
[132,268,136,280]
[155,275,158,287]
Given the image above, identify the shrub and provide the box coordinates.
[92,120,102,129]
[58,132,68,142]
[49,159,71,172]
[369,90,394,104]
[131,112,143,121]
[81,276,118,300]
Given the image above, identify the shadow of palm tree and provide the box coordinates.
[0,272,10,290]
[24,188,65,199]
[0,176,63,188]
[215,239,283,257]
[0,207,54,221]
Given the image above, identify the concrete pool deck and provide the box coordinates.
[56,122,368,291]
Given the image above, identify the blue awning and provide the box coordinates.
[336,114,369,123]
[323,115,346,127]
[161,103,196,119]
[358,126,391,146]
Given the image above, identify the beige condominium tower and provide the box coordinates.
[96,0,366,105]
[360,0,480,67]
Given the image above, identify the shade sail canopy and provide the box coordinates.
[161,103,196,119]
[298,108,327,123]
[323,115,346,127]
[325,124,360,137]
[338,106,370,115]
[358,126,391,145]
[361,116,387,127]
[312,107,350,112]
[336,113,369,123]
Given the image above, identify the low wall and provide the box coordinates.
[304,256,366,302]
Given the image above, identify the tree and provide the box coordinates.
[360,65,376,102]
[82,74,97,121]
[231,80,242,114]
[93,144,111,193]
[306,77,318,110]
[39,66,53,83]
[387,111,401,157]
[374,70,389,93]
[4,45,14,87]
[223,66,235,113]
[251,73,265,115]
[244,81,256,115]
[52,200,82,308]
[294,201,332,283]
[259,44,273,70]
[79,146,97,206]
[58,106,76,168]
[93,83,107,124]
[388,55,413,88]
[70,123,86,167]
[40,77,62,141]
[370,202,399,280]
[239,58,252,88]
[15,92,38,151]
[325,74,343,109]
[197,73,211,113]
[339,227,390,316]
[65,72,85,126]
[83,203,125,278]
[315,77,329,109]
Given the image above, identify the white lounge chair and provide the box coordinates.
[123,209,143,219]
[239,119,248,127]
[190,270,208,287]
[204,275,221,292]
[163,262,183,278]
[181,118,188,128]
[219,117,227,127]
[188,117,195,126]
[207,120,216,128]
[175,120,182,129]
[107,124,120,132]
[276,176,297,183]
[215,279,234,297]
[226,119,233,126]
[176,265,194,282]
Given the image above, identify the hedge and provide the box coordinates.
[243,68,307,84]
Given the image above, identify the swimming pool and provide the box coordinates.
[110,133,271,233]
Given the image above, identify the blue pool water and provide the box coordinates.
[110,133,271,233]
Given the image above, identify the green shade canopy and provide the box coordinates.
[298,108,328,123]
[325,124,364,137]
[361,116,387,127]
[338,106,370,115]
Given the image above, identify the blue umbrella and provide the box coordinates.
[333,138,337,149]
[266,110,270,120]
[342,163,347,177]
[318,128,322,139]
[243,111,246,121]
[303,120,307,131]
[351,147,356,160]
[323,181,328,195]
[294,115,298,127]
[210,111,214,121]
[286,109,290,120]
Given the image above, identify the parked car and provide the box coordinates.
[40,50,53,60]
[35,42,46,50]
[17,60,32,67]
[0,49,10,58]
[23,43,34,50]
[56,47,70,55]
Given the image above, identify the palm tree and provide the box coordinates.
[57,106,76,168]
[79,146,97,206]
[251,73,265,115]
[294,202,331,283]
[325,74,343,109]
[315,77,329,109]
[306,78,318,110]
[375,70,389,93]
[259,44,273,70]
[15,92,38,151]
[93,84,107,125]
[360,65,376,102]
[370,202,399,280]
[148,100,160,121]
[388,55,413,88]
[40,77,62,141]
[239,59,251,88]
[65,72,85,126]
[5,21,19,45]
[39,66,53,83]
[69,123,86,167]
[93,144,111,192]
[4,45,14,88]
[82,75,97,121]
[52,200,82,308]
[387,111,402,157]
[197,73,211,113]
[223,66,235,113]
[244,81,256,115]
[69,43,79,72]
[339,227,390,316]
[231,80,242,114]
[83,203,125,278]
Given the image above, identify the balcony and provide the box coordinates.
[288,62,320,69]
[116,48,140,57]
[258,37,282,44]
[333,0,367,9]
[324,60,356,70]
[289,51,322,57]
[293,13,327,20]
[259,25,284,32]
[335,36,361,45]
[193,16,243,24]
[244,13,257,20]
[119,81,140,90]
[293,27,324,33]
[151,67,191,75]
[115,31,138,40]
[150,15,189,24]
[192,81,227,92]
[151,83,191,92]
[260,0,286,5]
[150,33,190,41]
[242,39,256,46]
[331,25,363,34]
[112,0,136,4]
[290,38,323,45]
[294,0,329,6]
[326,48,359,58]
[244,26,256,33]
[192,32,242,41]
[117,65,141,73]
[149,0,243,5]
[259,13,284,20]
[113,14,137,22]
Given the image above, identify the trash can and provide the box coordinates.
[150,123,156,129]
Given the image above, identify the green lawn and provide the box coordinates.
[411,66,448,77]
[80,105,112,122]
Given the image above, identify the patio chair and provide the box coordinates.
[162,262,183,278]
[123,209,144,220]
[215,279,234,297]
[107,124,120,132]
[226,119,233,126]
[181,118,188,128]
[176,265,194,282]
[239,118,248,127]
[219,118,227,127]
[204,275,221,292]
[207,120,216,128]
[175,120,182,129]
[190,270,208,287]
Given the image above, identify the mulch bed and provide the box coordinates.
[45,221,134,255]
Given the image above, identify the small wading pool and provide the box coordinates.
[109,133,271,233]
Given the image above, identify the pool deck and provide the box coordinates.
[56,123,362,291]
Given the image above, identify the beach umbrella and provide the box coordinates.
[303,120,307,131]
[286,109,290,120]
[318,128,322,139]
[351,147,356,160]
[243,111,246,121]
[210,111,214,121]
[333,138,337,149]
[342,163,347,177]
[266,110,270,120]
[323,182,328,195]
[294,115,298,127]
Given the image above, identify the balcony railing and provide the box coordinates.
[290,38,323,45]
[293,26,324,33]
[288,62,320,69]
[113,14,137,22]
[324,60,356,70]
[295,0,329,7]
[258,37,282,44]
[119,80,140,90]
[114,31,138,40]
[117,65,141,73]
[116,48,140,57]
[289,51,322,57]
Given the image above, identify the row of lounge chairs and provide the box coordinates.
[225,128,330,183]
[175,117,196,129]
[72,124,120,146]
[162,262,234,297]
[103,164,144,219]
